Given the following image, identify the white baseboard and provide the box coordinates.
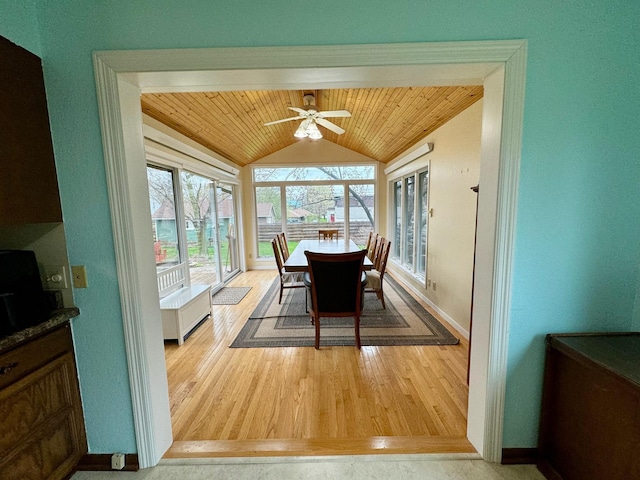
[387,265,469,340]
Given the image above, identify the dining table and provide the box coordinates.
[283,239,374,272]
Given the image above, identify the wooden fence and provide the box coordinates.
[258,221,374,245]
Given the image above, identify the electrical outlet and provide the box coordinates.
[111,453,125,470]
[427,279,431,287]
[432,282,437,291]
[71,265,89,288]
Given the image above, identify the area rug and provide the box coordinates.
[212,286,252,305]
[230,276,459,348]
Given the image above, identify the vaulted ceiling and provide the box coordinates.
[140,86,483,168]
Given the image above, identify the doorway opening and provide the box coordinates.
[93,40,526,467]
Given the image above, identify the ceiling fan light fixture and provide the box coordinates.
[265,92,347,139]
[306,121,323,140]
[294,119,311,138]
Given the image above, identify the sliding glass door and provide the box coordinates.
[180,171,220,288]
[148,161,241,292]
[216,182,240,280]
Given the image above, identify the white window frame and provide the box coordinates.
[253,163,377,258]
[390,163,430,281]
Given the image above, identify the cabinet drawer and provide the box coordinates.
[0,411,81,480]
[0,325,72,390]
[0,352,86,479]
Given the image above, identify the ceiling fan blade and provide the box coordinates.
[317,110,351,118]
[288,107,309,115]
[264,115,304,126]
[316,117,345,135]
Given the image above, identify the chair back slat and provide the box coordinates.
[367,233,379,260]
[372,235,385,269]
[364,231,374,252]
[377,239,391,275]
[271,238,284,272]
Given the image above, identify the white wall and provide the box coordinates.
[254,138,377,165]
[386,100,482,336]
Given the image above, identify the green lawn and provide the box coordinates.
[161,243,234,267]
[258,241,299,258]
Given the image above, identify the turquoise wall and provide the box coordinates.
[0,0,40,54]
[2,0,638,453]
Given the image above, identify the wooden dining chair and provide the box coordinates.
[277,232,290,261]
[271,238,304,303]
[303,249,367,349]
[318,228,339,240]
[365,239,391,309]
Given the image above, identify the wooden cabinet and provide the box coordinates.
[0,324,86,480]
[538,333,640,480]
[0,35,62,225]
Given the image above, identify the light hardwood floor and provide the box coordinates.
[163,270,473,458]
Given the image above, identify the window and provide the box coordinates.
[391,166,429,280]
[254,165,374,182]
[392,180,402,260]
[147,165,180,269]
[417,170,429,276]
[403,176,415,269]
[253,165,376,257]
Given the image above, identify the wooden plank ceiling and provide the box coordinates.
[140,86,483,168]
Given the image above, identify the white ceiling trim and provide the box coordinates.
[101,42,508,93]
[142,114,239,175]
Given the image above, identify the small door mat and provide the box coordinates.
[211,286,252,305]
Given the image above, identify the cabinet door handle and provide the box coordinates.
[0,362,19,375]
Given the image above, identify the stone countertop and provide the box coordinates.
[0,307,80,352]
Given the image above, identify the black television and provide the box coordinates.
[0,250,51,337]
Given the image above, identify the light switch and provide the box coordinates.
[71,265,89,288]
[43,265,68,289]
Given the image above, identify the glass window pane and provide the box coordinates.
[417,170,429,276]
[348,184,375,248]
[286,184,338,241]
[255,186,281,258]
[254,165,374,182]
[216,182,238,278]
[181,171,216,286]
[392,180,402,260]
[403,176,415,268]
[147,165,180,270]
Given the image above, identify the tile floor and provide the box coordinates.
[72,455,546,479]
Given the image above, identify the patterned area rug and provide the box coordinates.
[230,276,459,348]
[212,286,252,305]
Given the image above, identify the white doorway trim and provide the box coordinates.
[93,40,526,467]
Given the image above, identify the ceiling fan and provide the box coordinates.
[263,93,351,139]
